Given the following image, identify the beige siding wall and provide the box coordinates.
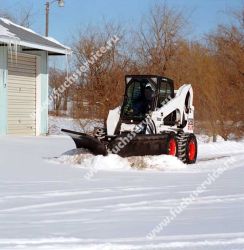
[7,53,37,135]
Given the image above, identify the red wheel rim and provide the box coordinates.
[168,138,177,156]
[188,139,196,161]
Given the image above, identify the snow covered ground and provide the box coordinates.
[0,134,244,250]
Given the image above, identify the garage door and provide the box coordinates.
[7,53,37,135]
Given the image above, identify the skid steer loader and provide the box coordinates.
[62,75,197,164]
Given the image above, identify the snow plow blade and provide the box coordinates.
[62,129,174,158]
[61,129,108,156]
[108,133,171,157]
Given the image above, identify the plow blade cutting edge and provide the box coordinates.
[61,129,108,156]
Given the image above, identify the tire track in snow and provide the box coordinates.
[1,232,244,249]
[0,191,165,212]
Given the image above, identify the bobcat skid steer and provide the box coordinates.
[62,75,197,164]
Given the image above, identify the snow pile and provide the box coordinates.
[53,149,186,172]
[54,152,130,171]
[128,155,186,171]
[49,116,103,135]
[82,154,131,171]
[55,150,130,171]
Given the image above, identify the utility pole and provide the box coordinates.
[45,1,50,37]
[45,0,64,37]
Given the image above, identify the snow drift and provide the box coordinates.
[52,148,186,172]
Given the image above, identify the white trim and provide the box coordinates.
[35,55,41,136]
[20,40,71,55]
[0,38,71,55]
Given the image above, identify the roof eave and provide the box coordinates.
[0,37,72,55]
[20,40,72,55]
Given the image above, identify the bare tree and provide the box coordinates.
[135,3,188,75]
[207,7,244,139]
[49,68,70,116]
[0,6,34,27]
[18,7,34,28]
[72,23,128,119]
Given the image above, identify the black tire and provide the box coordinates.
[177,132,197,164]
[163,133,178,157]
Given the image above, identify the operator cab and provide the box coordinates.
[121,75,174,121]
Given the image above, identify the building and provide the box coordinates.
[0,18,70,136]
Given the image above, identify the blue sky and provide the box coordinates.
[1,0,243,44]
[1,0,243,68]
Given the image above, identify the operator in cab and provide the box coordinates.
[133,82,155,116]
